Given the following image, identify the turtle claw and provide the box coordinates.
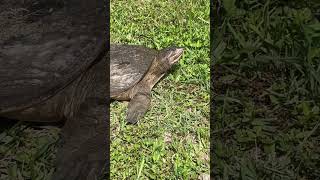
[126,118,138,124]
[126,111,144,124]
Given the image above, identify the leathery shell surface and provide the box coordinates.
[110,45,157,96]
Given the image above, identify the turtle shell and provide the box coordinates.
[0,0,106,114]
[110,45,157,96]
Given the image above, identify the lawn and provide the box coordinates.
[212,0,320,179]
[0,120,59,179]
[110,0,210,179]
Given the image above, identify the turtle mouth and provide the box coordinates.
[169,48,184,65]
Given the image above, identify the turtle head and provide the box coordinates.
[158,46,184,66]
[154,46,184,74]
[142,46,183,90]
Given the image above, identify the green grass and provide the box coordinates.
[110,0,210,179]
[213,0,320,179]
[0,122,59,180]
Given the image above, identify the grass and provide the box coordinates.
[110,0,210,179]
[212,0,320,179]
[0,121,59,180]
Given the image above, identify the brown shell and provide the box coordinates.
[0,0,106,113]
[110,45,157,96]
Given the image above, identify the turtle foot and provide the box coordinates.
[52,98,108,180]
[126,92,151,124]
[53,152,106,180]
[126,111,144,124]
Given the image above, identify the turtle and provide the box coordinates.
[0,0,108,179]
[0,1,183,180]
[110,44,184,124]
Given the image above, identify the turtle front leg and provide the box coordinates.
[126,92,151,124]
[52,98,108,180]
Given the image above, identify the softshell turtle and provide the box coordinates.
[0,0,107,179]
[110,45,183,124]
[0,0,183,180]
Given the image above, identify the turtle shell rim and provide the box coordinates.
[0,41,107,114]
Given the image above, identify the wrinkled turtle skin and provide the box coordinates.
[110,44,183,124]
[0,0,107,179]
